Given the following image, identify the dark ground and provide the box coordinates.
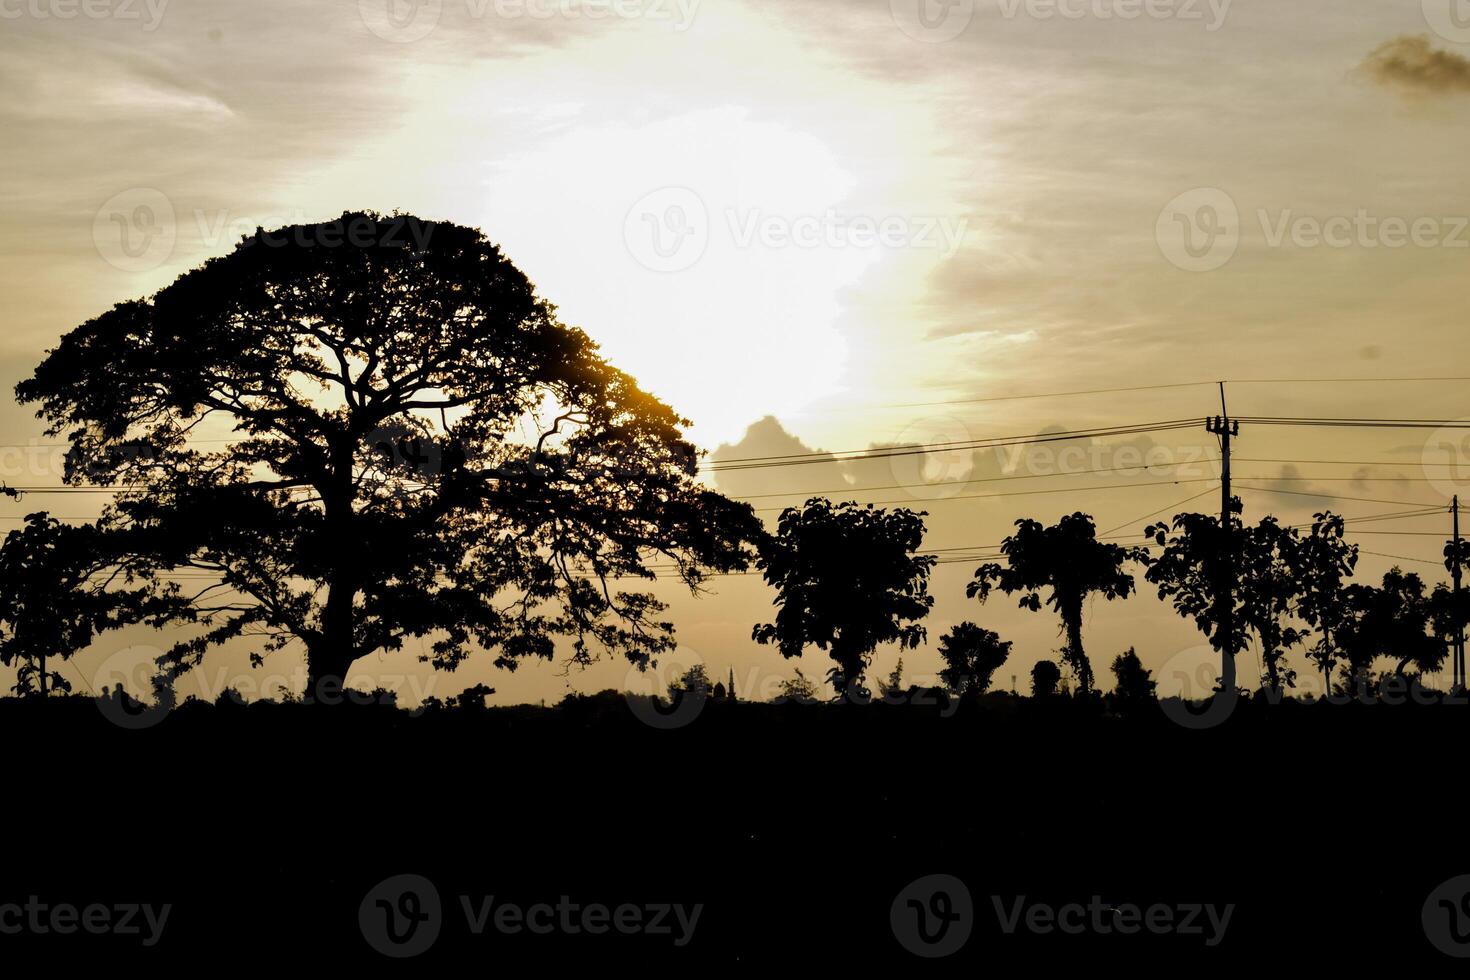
[3,689,1468,970]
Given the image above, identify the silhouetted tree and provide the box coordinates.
[16,213,761,699]
[753,498,934,698]
[775,668,821,704]
[0,512,181,696]
[668,663,713,701]
[969,513,1148,695]
[1289,513,1359,693]
[1030,659,1061,698]
[936,622,1011,702]
[1431,582,1469,685]
[877,657,906,701]
[1146,501,1248,661]
[1110,647,1156,702]
[1338,568,1443,693]
[1237,516,1307,694]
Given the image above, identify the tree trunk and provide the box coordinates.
[312,446,359,704]
[1063,612,1092,695]
[306,642,356,704]
[1261,625,1281,695]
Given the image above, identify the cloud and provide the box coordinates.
[709,416,849,503]
[1359,35,1470,96]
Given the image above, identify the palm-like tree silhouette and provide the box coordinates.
[967,512,1149,695]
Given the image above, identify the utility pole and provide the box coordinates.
[1453,496,1465,692]
[1205,382,1239,696]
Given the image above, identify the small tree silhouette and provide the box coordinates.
[970,513,1148,695]
[1238,516,1308,695]
[775,668,821,704]
[1110,647,1157,702]
[1337,568,1443,693]
[936,622,1011,702]
[1146,501,1249,662]
[667,663,713,701]
[753,499,935,699]
[877,657,906,701]
[1289,513,1359,693]
[0,512,181,697]
[1030,660,1061,698]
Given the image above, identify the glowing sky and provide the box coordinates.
[4,0,1470,704]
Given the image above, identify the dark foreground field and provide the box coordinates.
[4,690,1468,970]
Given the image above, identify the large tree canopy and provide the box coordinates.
[17,212,761,697]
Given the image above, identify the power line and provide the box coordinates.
[1234,484,1445,509]
[1238,417,1470,429]
[878,376,1470,410]
[1099,485,1219,536]
[883,381,1215,409]
[1358,550,1445,567]
[748,478,1215,512]
[705,419,1205,472]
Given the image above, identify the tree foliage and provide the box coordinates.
[1109,647,1156,702]
[1030,659,1061,698]
[1145,501,1247,659]
[16,213,761,696]
[752,498,935,697]
[969,512,1149,695]
[1337,568,1444,691]
[936,622,1011,701]
[1289,513,1359,688]
[0,513,181,696]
